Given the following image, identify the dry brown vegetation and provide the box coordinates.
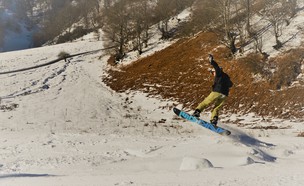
[103,32,304,119]
[298,132,304,137]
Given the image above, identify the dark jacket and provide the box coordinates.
[210,60,233,96]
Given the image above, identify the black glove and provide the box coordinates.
[208,54,214,63]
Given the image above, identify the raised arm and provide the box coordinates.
[208,54,222,76]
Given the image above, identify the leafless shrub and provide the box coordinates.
[58,51,71,59]
[270,49,303,89]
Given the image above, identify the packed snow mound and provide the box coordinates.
[180,156,214,170]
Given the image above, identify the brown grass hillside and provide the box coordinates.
[103,32,304,119]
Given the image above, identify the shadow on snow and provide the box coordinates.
[224,125,277,163]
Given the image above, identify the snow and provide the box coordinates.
[0,30,303,186]
[0,4,304,186]
[244,1,304,58]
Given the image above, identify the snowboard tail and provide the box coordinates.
[173,108,231,136]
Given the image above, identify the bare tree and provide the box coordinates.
[103,0,131,61]
[191,0,220,31]
[104,0,111,10]
[154,0,194,39]
[212,0,241,54]
[257,0,288,49]
[154,0,176,39]
[240,0,253,37]
[36,0,82,44]
[284,0,297,18]
[77,0,101,29]
[252,31,263,54]
[231,1,251,54]
[129,0,154,54]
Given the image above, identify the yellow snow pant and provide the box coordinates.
[196,91,227,120]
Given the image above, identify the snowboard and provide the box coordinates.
[173,107,231,136]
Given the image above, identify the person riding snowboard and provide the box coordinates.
[192,54,233,126]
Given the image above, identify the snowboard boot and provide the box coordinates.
[210,116,218,126]
[192,109,201,118]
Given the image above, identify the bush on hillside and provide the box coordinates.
[238,53,270,79]
[237,49,303,90]
[176,21,199,38]
[270,49,303,89]
[297,132,304,137]
[57,51,70,59]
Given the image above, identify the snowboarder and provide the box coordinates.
[192,54,233,126]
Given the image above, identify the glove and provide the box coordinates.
[207,67,213,72]
[208,54,214,63]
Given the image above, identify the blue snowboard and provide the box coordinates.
[173,108,231,136]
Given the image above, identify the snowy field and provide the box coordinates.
[0,32,303,186]
[0,5,304,186]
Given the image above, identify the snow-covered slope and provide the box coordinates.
[245,1,304,57]
[0,29,304,186]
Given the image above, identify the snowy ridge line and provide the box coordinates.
[0,45,116,75]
